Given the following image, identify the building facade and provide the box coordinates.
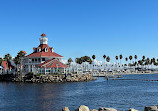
[22,33,67,74]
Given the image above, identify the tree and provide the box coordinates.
[134,55,137,64]
[129,55,133,66]
[106,56,110,62]
[152,58,156,65]
[134,55,138,71]
[115,56,118,67]
[68,58,73,66]
[14,51,26,65]
[125,57,128,67]
[75,56,92,65]
[103,55,106,60]
[75,58,82,64]
[4,53,12,61]
[103,55,106,70]
[0,57,3,65]
[92,55,96,60]
[147,58,150,70]
[14,51,26,75]
[138,60,143,66]
[106,56,110,73]
[142,56,145,62]
[92,55,96,72]
[119,54,123,66]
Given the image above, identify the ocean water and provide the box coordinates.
[0,74,158,111]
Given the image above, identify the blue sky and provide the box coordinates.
[0,0,158,63]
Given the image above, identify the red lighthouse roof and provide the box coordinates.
[41,33,46,37]
[26,44,63,58]
[26,33,63,58]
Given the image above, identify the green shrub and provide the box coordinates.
[36,73,43,76]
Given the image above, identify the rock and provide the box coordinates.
[98,107,117,111]
[91,109,98,111]
[128,108,138,111]
[144,106,158,111]
[62,107,70,111]
[76,105,90,111]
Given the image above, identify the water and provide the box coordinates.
[0,74,158,111]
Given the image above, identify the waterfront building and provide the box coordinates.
[22,33,68,74]
[0,61,15,74]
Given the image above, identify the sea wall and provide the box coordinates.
[62,105,158,111]
[12,74,95,83]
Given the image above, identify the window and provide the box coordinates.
[32,58,34,63]
[38,58,40,62]
[45,48,48,52]
[37,48,41,52]
[42,58,45,61]
[33,49,36,52]
[35,58,37,62]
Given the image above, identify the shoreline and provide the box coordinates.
[93,72,158,77]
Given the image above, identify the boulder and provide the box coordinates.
[128,108,138,111]
[62,107,70,111]
[98,107,117,111]
[91,109,98,111]
[144,106,158,111]
[76,105,90,111]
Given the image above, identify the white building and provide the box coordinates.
[22,33,68,74]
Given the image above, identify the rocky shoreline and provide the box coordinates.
[11,74,95,83]
[62,105,158,111]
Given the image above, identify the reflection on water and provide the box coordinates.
[0,74,158,111]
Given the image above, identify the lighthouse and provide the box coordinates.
[22,33,68,74]
[40,33,48,44]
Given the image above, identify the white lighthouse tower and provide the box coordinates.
[40,33,48,44]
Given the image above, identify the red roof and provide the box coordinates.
[2,61,8,69]
[41,33,46,37]
[26,52,63,58]
[21,51,27,55]
[26,44,63,58]
[2,61,15,69]
[37,59,68,68]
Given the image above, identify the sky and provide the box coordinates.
[0,0,158,63]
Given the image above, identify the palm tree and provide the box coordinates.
[103,55,106,60]
[129,55,133,67]
[106,56,110,73]
[75,58,82,64]
[152,58,156,65]
[115,56,118,67]
[147,58,150,70]
[92,55,96,60]
[125,57,128,68]
[142,56,145,62]
[4,53,12,61]
[92,55,96,72]
[106,56,110,63]
[68,58,73,66]
[134,55,137,65]
[119,54,123,67]
[134,55,137,72]
[68,58,73,72]
[0,57,3,66]
[103,55,106,70]
[14,51,26,75]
